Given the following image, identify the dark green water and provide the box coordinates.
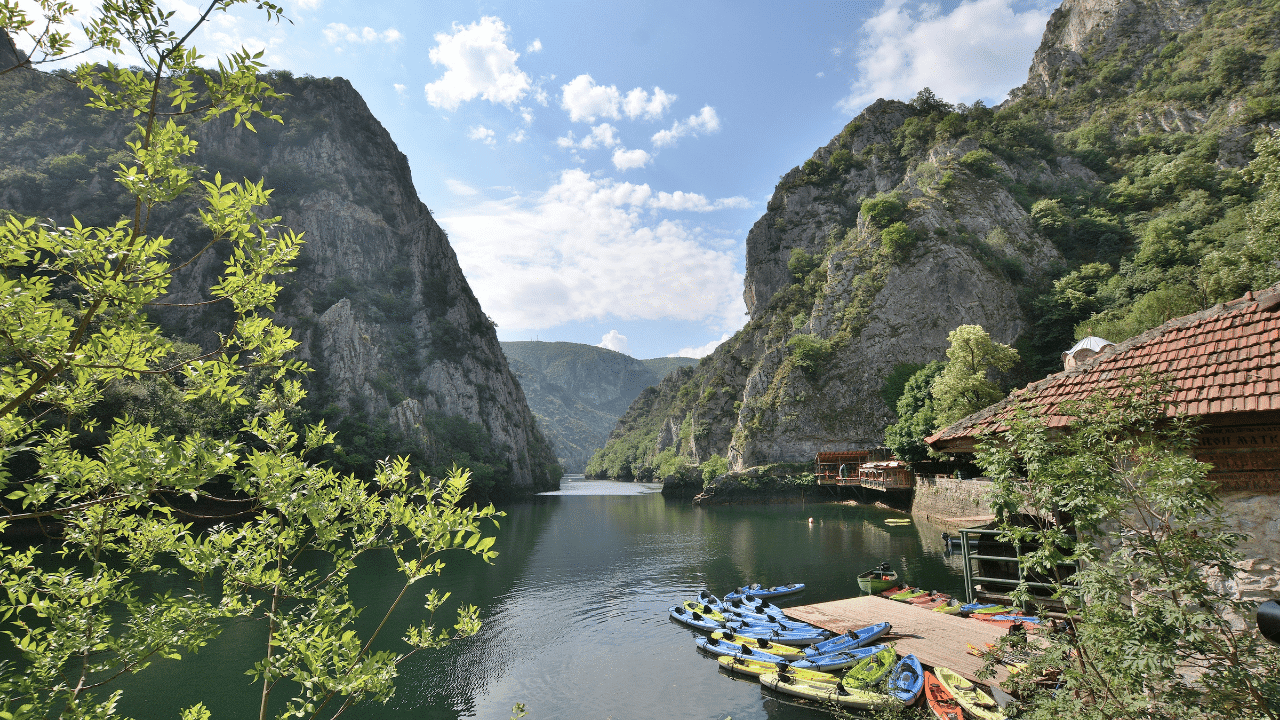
[113,478,968,719]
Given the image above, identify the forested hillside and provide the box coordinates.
[590,0,1280,480]
[501,342,696,472]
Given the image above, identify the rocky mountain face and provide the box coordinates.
[500,342,696,473]
[591,0,1280,477]
[0,55,559,494]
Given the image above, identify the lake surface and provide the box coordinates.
[116,478,968,720]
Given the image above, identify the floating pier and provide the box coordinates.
[784,595,1012,687]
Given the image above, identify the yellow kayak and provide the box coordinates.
[710,631,806,659]
[716,655,840,684]
[681,601,726,622]
[935,667,1005,720]
[933,599,963,614]
[760,672,896,710]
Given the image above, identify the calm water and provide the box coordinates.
[114,478,968,719]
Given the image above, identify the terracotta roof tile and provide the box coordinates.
[927,283,1280,449]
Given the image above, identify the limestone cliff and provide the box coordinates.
[0,62,560,494]
[592,0,1280,477]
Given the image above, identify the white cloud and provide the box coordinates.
[423,16,530,111]
[508,129,527,143]
[557,123,620,151]
[520,107,534,124]
[623,87,677,120]
[651,106,720,148]
[439,169,747,333]
[562,75,678,123]
[612,147,651,171]
[468,125,496,145]
[650,191,751,212]
[394,83,406,95]
[560,74,622,122]
[671,333,732,359]
[446,179,479,196]
[295,0,322,9]
[597,331,630,355]
[322,23,402,45]
[839,0,1054,113]
[527,38,543,52]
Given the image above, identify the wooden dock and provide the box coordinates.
[784,595,1011,687]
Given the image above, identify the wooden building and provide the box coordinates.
[926,284,1280,602]
[814,451,868,485]
[857,460,915,491]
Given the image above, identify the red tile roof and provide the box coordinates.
[926,284,1280,451]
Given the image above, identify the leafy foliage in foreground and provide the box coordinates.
[0,3,503,719]
[976,373,1280,720]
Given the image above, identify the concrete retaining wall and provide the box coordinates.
[910,475,996,526]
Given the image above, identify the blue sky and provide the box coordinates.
[20,0,1058,358]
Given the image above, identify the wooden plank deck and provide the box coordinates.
[784,595,1011,687]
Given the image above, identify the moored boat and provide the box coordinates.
[668,605,724,632]
[924,670,964,720]
[858,562,899,594]
[695,635,787,663]
[935,667,1005,720]
[680,601,727,621]
[724,582,806,601]
[886,653,924,704]
[760,672,895,710]
[840,645,897,689]
[790,643,888,672]
[709,631,807,658]
[716,655,839,684]
[805,622,891,656]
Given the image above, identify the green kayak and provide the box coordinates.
[935,666,1005,720]
[841,645,897,689]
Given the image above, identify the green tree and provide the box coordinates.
[976,373,1280,720]
[883,361,944,462]
[1198,131,1280,301]
[931,325,1019,426]
[0,4,500,719]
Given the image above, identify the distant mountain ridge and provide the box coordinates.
[500,342,698,473]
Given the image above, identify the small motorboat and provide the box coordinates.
[857,561,899,594]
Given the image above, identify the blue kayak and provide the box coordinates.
[695,635,787,663]
[725,618,824,636]
[723,607,791,624]
[722,599,785,616]
[721,624,829,646]
[805,622,891,656]
[668,605,723,632]
[724,582,806,601]
[789,643,888,672]
[885,653,924,704]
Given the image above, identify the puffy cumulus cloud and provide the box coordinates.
[508,129,527,143]
[650,191,751,212]
[597,330,630,355]
[527,38,543,52]
[671,333,732,359]
[556,123,620,150]
[839,0,1054,113]
[560,75,622,122]
[623,87,676,120]
[651,106,720,148]
[322,23,402,44]
[424,16,530,111]
[467,125,496,145]
[612,147,651,171]
[438,170,747,333]
[393,83,406,95]
[294,0,322,8]
[562,75,679,123]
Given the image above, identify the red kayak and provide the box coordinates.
[925,670,965,720]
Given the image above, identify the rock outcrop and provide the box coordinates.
[0,61,559,493]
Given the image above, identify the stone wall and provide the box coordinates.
[1219,491,1280,604]
[910,475,997,526]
